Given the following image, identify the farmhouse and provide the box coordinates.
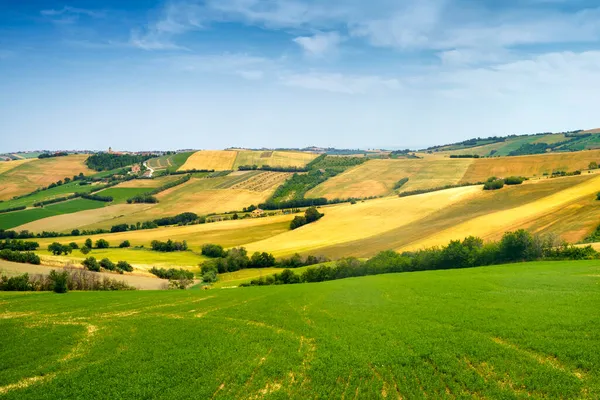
[251,208,265,218]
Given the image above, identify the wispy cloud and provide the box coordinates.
[281,71,400,94]
[40,6,105,24]
[293,32,343,57]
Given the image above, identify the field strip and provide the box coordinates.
[244,185,482,257]
[400,174,600,250]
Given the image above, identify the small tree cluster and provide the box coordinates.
[150,239,188,252]
[483,177,504,190]
[290,207,324,230]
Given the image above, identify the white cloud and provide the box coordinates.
[281,72,400,94]
[293,32,342,56]
[40,6,104,24]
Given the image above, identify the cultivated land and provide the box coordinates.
[179,150,318,171]
[1,261,599,398]
[146,152,195,172]
[0,155,93,200]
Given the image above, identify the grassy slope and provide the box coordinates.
[232,150,318,169]
[0,155,93,201]
[0,199,106,230]
[307,158,474,200]
[0,159,35,175]
[0,182,98,212]
[146,152,195,171]
[1,261,598,398]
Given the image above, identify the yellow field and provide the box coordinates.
[0,159,35,175]
[307,158,474,199]
[460,150,600,182]
[232,150,317,169]
[400,173,600,251]
[211,268,285,288]
[14,204,151,233]
[0,155,93,200]
[245,186,481,256]
[178,150,238,171]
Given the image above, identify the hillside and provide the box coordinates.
[1,261,598,398]
[179,150,318,171]
[0,155,93,200]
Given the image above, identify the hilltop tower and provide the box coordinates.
[108,147,113,154]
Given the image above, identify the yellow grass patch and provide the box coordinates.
[0,159,35,175]
[178,150,238,171]
[227,172,291,192]
[531,133,566,145]
[244,186,481,257]
[0,155,94,200]
[460,150,600,183]
[401,174,600,251]
[232,151,317,169]
[13,204,151,233]
[307,158,474,200]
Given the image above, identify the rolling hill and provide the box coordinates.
[179,150,318,171]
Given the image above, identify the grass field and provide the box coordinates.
[0,199,106,230]
[0,159,35,175]
[0,182,98,212]
[113,176,181,188]
[0,155,93,201]
[307,158,475,200]
[146,152,195,171]
[460,150,600,182]
[1,260,598,398]
[95,187,150,204]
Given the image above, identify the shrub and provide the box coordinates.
[119,240,131,248]
[290,207,323,230]
[290,216,307,230]
[48,242,72,256]
[150,239,188,252]
[201,244,226,258]
[504,176,525,185]
[149,267,193,280]
[0,250,40,265]
[95,239,109,249]
[100,258,116,271]
[117,261,133,272]
[483,179,504,190]
[49,270,68,293]
[0,239,39,251]
[80,246,91,255]
[85,238,93,248]
[82,257,100,272]
[394,177,409,190]
[597,192,600,201]
[69,242,79,249]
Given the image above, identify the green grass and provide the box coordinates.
[0,199,105,230]
[95,187,151,204]
[1,260,598,398]
[0,182,97,212]
[147,152,195,172]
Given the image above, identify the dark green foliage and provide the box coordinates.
[597,192,600,201]
[85,238,93,248]
[267,171,332,204]
[260,197,328,210]
[38,152,68,159]
[238,165,308,172]
[0,239,39,251]
[111,224,128,233]
[127,175,191,204]
[127,194,158,204]
[307,155,368,172]
[49,270,68,293]
[150,239,188,252]
[290,207,323,230]
[201,247,250,273]
[508,143,550,156]
[95,239,109,249]
[71,229,80,236]
[201,244,226,258]
[100,258,116,271]
[119,240,131,248]
[278,253,329,268]
[149,267,193,280]
[0,273,33,291]
[86,153,154,171]
[81,193,113,202]
[249,252,276,268]
[504,176,526,185]
[48,242,72,256]
[154,212,198,227]
[449,154,480,158]
[393,177,409,190]
[33,194,80,207]
[80,246,91,255]
[117,261,134,272]
[583,224,600,243]
[68,242,79,249]
[82,257,100,272]
[483,178,504,190]
[0,249,40,264]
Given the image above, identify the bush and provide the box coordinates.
[290,216,307,230]
[69,242,79,249]
[49,270,68,293]
[149,267,193,280]
[154,212,198,227]
[100,258,115,271]
[150,239,188,252]
[119,240,131,248]
[80,246,91,255]
[127,194,158,204]
[48,242,72,256]
[597,192,600,201]
[201,244,226,258]
[290,207,323,230]
[111,224,129,233]
[504,176,525,185]
[117,261,134,272]
[82,257,100,272]
[95,239,109,249]
[0,239,39,251]
[483,179,504,190]
[394,177,409,190]
[85,238,93,248]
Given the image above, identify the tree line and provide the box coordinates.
[38,152,68,159]
[85,153,155,171]
[241,230,598,287]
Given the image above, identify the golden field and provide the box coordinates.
[179,150,317,171]
[178,150,238,171]
[0,155,93,200]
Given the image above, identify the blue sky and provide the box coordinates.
[1,0,599,152]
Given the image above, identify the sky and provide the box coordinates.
[1,0,599,152]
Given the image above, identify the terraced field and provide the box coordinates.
[0,155,93,200]
[1,261,598,398]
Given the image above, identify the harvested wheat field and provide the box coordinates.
[460,150,600,183]
[401,173,600,251]
[0,155,93,200]
[0,159,35,175]
[13,204,152,233]
[307,158,474,199]
[178,150,238,171]
[232,150,317,169]
[114,175,181,188]
[245,185,481,257]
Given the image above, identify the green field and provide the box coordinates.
[0,199,105,230]
[0,182,97,212]
[1,261,598,398]
[146,152,195,172]
[95,187,151,204]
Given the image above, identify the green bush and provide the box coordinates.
[117,261,133,272]
[49,270,68,293]
[504,176,525,185]
[483,179,504,190]
[82,257,100,272]
[95,239,109,249]
[119,240,131,248]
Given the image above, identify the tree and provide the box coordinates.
[71,229,80,236]
[85,238,93,248]
[95,239,109,249]
[119,240,131,248]
[201,244,226,258]
[82,257,100,272]
[117,261,133,272]
[232,213,239,220]
[99,258,115,271]
[48,242,72,256]
[49,270,68,293]
[499,230,535,262]
[69,242,79,250]
[304,207,324,223]
[290,216,307,230]
[589,161,598,170]
[80,246,91,255]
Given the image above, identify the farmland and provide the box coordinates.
[0,155,93,200]
[179,150,318,171]
[146,152,195,172]
[0,199,106,230]
[1,261,598,398]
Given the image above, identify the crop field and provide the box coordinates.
[0,155,93,201]
[0,199,106,230]
[460,150,600,183]
[1,261,598,398]
[13,204,151,233]
[219,171,291,192]
[211,268,286,288]
[232,150,318,169]
[114,176,181,188]
[178,150,238,171]
[0,159,34,175]
[146,151,195,171]
[95,187,150,204]
[0,182,98,212]
[307,158,474,200]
